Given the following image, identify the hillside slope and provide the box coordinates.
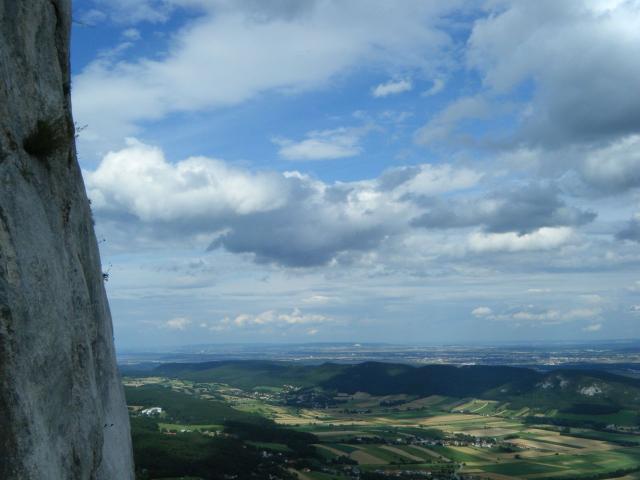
[150,360,640,410]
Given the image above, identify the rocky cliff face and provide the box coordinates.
[0,1,134,478]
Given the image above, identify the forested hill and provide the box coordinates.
[133,360,640,410]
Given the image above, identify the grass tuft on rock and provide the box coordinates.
[23,119,66,160]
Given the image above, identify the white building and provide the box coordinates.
[141,407,163,416]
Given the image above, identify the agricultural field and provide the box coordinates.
[123,372,640,480]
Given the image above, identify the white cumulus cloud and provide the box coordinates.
[372,79,412,98]
[472,306,493,318]
[73,1,462,155]
[468,227,574,253]
[164,317,191,330]
[273,127,370,161]
[583,323,602,332]
[217,308,332,329]
[85,139,482,266]
[85,138,287,221]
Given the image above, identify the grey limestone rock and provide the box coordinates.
[0,0,135,478]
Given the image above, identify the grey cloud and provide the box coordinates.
[580,135,640,194]
[87,140,416,267]
[377,166,421,192]
[415,96,490,146]
[90,138,611,269]
[206,175,398,267]
[412,183,596,234]
[204,163,480,267]
[219,0,319,22]
[617,218,640,243]
[209,210,392,267]
[467,1,640,147]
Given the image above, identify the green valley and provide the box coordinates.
[123,361,640,479]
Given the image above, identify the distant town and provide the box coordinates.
[119,341,640,378]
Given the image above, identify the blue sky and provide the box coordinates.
[71,0,640,348]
